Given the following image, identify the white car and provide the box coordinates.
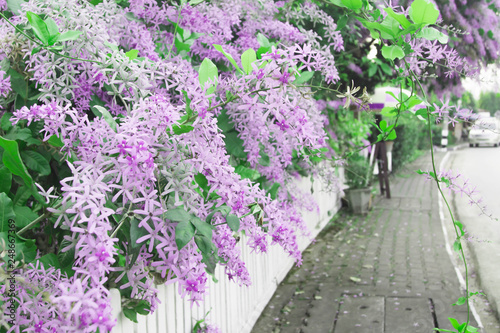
[468,117,500,147]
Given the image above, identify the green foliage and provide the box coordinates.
[391,115,426,171]
[478,92,500,115]
[409,0,439,25]
[0,135,33,187]
[198,58,219,96]
[26,11,82,52]
[325,107,372,156]
[345,153,373,189]
[241,48,256,75]
[213,44,243,74]
[123,300,151,323]
[381,45,405,60]
[0,193,16,231]
[416,27,449,44]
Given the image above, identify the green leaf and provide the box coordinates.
[466,325,478,332]
[21,150,51,176]
[383,8,412,29]
[123,308,138,323]
[37,253,60,269]
[0,113,13,131]
[165,206,191,222]
[386,128,397,140]
[294,71,314,85]
[380,16,403,39]
[224,131,246,158]
[487,30,494,39]
[268,182,280,200]
[201,247,217,275]
[92,105,117,132]
[47,134,64,147]
[217,109,233,132]
[57,30,83,42]
[213,44,243,74]
[7,69,27,99]
[0,136,33,187]
[175,220,195,249]
[381,45,405,60]
[453,239,462,252]
[194,234,214,255]
[0,193,15,232]
[205,204,231,224]
[194,172,209,193]
[191,216,214,240]
[381,106,398,117]
[172,124,194,135]
[379,120,388,131]
[256,33,270,48]
[125,49,139,61]
[258,149,270,166]
[0,166,12,194]
[13,206,38,228]
[406,95,423,109]
[5,127,32,142]
[368,63,377,77]
[379,62,393,76]
[340,0,362,10]
[336,15,349,31]
[226,214,240,232]
[26,11,50,45]
[174,38,191,53]
[44,17,59,36]
[130,218,149,248]
[0,232,37,263]
[409,0,439,26]
[57,240,75,268]
[182,90,192,118]
[7,0,26,15]
[453,297,467,306]
[234,165,260,181]
[416,27,448,44]
[256,33,271,58]
[454,221,465,237]
[198,58,219,95]
[241,48,257,75]
[134,301,151,315]
[13,185,32,206]
[415,108,428,117]
[358,19,397,40]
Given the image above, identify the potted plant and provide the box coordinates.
[344,153,374,214]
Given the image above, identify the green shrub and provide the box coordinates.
[345,153,374,189]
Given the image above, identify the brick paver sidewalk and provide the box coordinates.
[251,152,478,333]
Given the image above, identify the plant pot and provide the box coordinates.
[345,187,372,214]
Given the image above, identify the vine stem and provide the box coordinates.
[17,202,62,236]
[411,69,471,331]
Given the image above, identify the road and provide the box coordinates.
[445,146,500,331]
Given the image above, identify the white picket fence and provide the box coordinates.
[112,172,343,333]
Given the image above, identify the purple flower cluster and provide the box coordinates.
[6,0,334,322]
[0,262,115,332]
[2,0,492,331]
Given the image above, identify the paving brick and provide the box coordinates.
[250,153,479,333]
